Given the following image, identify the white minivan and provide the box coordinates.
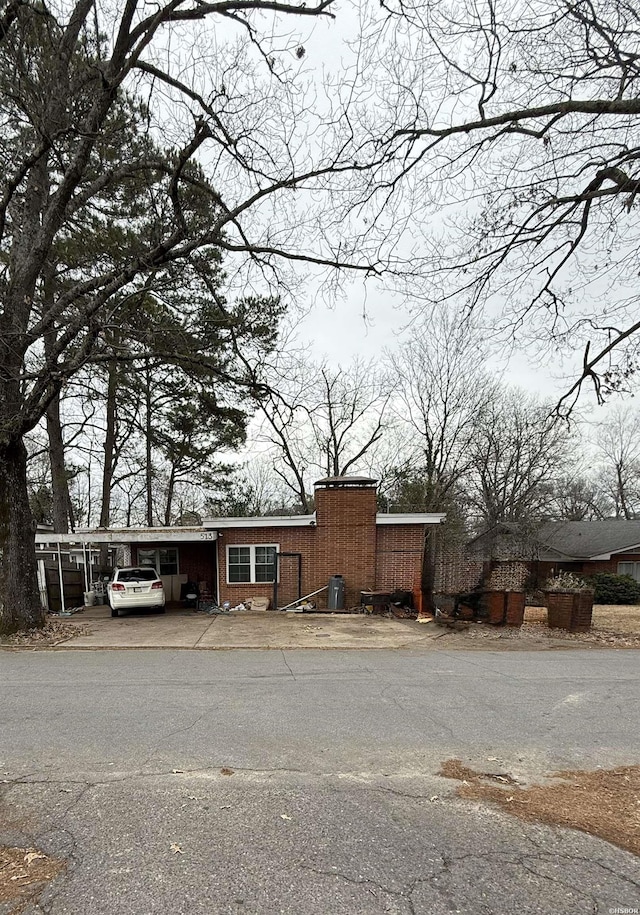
[107,567,166,618]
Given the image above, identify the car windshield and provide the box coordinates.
[117,569,158,583]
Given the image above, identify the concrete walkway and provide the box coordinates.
[57,606,440,650]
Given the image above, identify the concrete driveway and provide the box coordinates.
[57,606,440,650]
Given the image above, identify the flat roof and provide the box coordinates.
[375,513,446,525]
[203,513,445,529]
[35,527,213,545]
[203,515,316,529]
[36,512,446,545]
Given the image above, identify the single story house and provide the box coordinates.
[435,520,640,598]
[532,520,640,580]
[36,476,445,611]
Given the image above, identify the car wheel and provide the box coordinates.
[111,607,119,618]
[157,607,166,614]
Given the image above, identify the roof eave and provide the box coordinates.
[376,513,446,525]
[203,515,317,529]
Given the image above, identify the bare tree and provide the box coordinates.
[468,389,573,526]
[255,355,318,512]
[257,357,392,510]
[311,361,392,478]
[0,0,401,632]
[594,406,640,519]
[360,0,640,407]
[389,307,497,512]
[206,457,292,518]
[547,472,607,521]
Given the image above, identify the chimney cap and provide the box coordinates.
[314,475,378,489]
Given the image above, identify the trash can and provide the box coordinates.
[327,575,345,610]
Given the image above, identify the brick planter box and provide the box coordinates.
[545,590,595,633]
[483,590,526,627]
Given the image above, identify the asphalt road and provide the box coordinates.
[1,648,639,914]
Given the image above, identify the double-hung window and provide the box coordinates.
[227,545,278,584]
[137,548,179,575]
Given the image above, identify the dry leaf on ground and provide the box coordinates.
[440,758,640,857]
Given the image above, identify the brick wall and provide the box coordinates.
[216,526,316,606]
[214,483,430,608]
[435,537,640,600]
[434,539,484,595]
[569,553,640,576]
[314,484,378,607]
[375,525,424,593]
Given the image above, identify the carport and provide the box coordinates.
[35,527,217,613]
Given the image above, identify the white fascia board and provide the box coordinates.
[599,541,640,559]
[35,528,213,545]
[203,515,316,529]
[587,552,613,561]
[375,513,446,525]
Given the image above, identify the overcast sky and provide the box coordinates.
[293,277,582,403]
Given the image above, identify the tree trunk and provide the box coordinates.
[43,266,73,534]
[46,392,73,533]
[164,464,176,527]
[100,358,118,529]
[145,358,153,527]
[0,437,45,633]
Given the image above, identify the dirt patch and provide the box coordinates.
[440,758,640,857]
[0,844,66,911]
[0,620,90,649]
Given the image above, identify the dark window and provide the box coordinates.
[138,549,157,569]
[255,546,277,582]
[228,546,251,583]
[118,569,158,582]
[618,561,640,582]
[159,548,178,576]
[137,548,179,575]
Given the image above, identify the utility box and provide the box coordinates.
[327,575,345,610]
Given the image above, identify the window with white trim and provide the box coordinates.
[227,545,278,584]
[617,561,640,582]
[137,548,179,576]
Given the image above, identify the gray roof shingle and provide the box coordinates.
[537,520,640,559]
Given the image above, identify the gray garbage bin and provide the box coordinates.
[327,575,345,610]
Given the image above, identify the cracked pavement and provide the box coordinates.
[1,648,639,914]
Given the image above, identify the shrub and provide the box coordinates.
[543,571,591,593]
[587,573,640,605]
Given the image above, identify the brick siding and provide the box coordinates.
[375,525,424,593]
[216,526,316,606]
[214,483,429,608]
[314,485,377,607]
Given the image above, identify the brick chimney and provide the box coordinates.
[314,476,378,607]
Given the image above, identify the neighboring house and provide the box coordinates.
[36,476,445,610]
[434,520,640,600]
[532,520,640,581]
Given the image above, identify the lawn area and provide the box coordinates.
[525,604,640,639]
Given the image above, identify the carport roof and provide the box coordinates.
[35,526,212,545]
